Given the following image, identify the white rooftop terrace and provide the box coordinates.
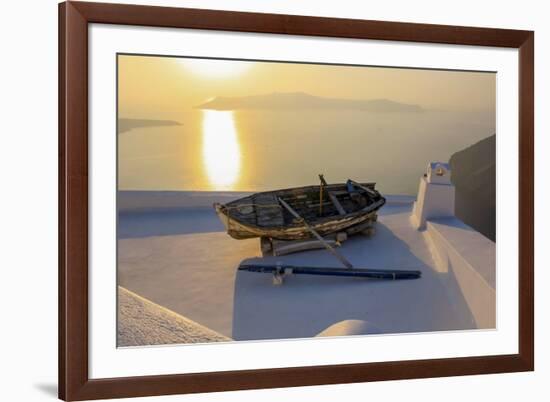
[118,169,496,343]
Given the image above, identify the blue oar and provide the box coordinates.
[239,264,421,280]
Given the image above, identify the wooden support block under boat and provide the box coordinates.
[335,232,348,242]
[260,237,273,256]
[260,231,348,257]
[271,238,340,257]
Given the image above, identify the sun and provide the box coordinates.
[179,58,251,78]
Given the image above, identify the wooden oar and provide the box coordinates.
[318,174,327,216]
[239,264,422,280]
[278,197,354,269]
[348,179,378,197]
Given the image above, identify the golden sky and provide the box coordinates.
[117,54,496,193]
[118,54,496,120]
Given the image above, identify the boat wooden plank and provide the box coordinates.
[328,191,347,215]
[253,193,284,227]
[271,238,340,256]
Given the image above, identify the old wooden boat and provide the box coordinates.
[213,178,386,241]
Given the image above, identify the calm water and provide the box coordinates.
[118,109,494,196]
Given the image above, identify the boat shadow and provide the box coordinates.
[231,222,475,341]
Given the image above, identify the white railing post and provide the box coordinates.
[411,162,455,230]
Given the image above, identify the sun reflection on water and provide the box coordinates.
[202,110,241,189]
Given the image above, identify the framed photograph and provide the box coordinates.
[59,1,534,400]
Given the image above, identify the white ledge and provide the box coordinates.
[426,218,496,328]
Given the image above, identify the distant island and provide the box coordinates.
[118,118,182,134]
[195,92,423,112]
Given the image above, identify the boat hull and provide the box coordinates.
[214,182,385,240]
[215,203,380,240]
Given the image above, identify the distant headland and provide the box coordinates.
[195,92,423,112]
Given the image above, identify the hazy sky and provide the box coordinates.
[117,55,496,193]
[118,55,496,119]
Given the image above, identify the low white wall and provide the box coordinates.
[426,217,496,329]
[118,191,414,213]
[118,287,231,346]
[411,176,455,229]
[118,191,252,213]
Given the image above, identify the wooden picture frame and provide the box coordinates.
[59,1,534,400]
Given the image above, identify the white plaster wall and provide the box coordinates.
[427,218,496,328]
[412,177,455,229]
